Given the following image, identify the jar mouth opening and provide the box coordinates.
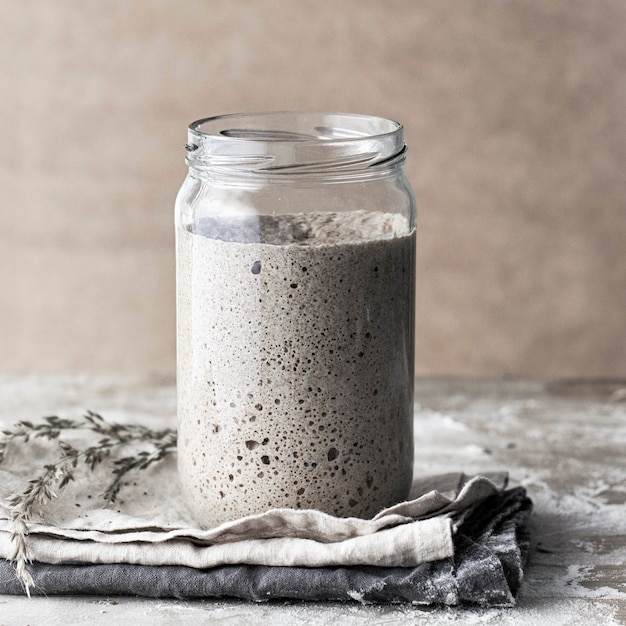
[189,111,402,144]
[186,112,406,176]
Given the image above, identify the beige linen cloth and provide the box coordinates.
[0,438,507,570]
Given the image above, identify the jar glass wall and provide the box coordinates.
[176,112,416,526]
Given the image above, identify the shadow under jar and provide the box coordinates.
[176,112,416,526]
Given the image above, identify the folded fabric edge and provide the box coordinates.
[373,472,508,521]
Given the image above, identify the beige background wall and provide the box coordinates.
[1,0,624,376]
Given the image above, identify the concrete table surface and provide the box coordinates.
[0,375,624,625]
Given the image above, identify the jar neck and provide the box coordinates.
[184,112,407,182]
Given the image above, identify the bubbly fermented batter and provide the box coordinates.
[177,211,415,525]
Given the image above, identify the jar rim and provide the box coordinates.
[189,111,402,143]
[185,111,406,177]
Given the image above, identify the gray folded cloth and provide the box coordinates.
[0,487,532,606]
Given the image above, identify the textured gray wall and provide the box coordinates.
[1,1,625,376]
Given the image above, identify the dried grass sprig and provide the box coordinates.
[0,412,177,595]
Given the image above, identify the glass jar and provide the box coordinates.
[176,112,416,526]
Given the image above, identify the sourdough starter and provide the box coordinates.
[177,210,415,525]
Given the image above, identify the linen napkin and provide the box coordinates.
[0,418,532,605]
[0,485,532,606]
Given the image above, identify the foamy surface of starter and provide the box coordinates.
[177,211,415,525]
